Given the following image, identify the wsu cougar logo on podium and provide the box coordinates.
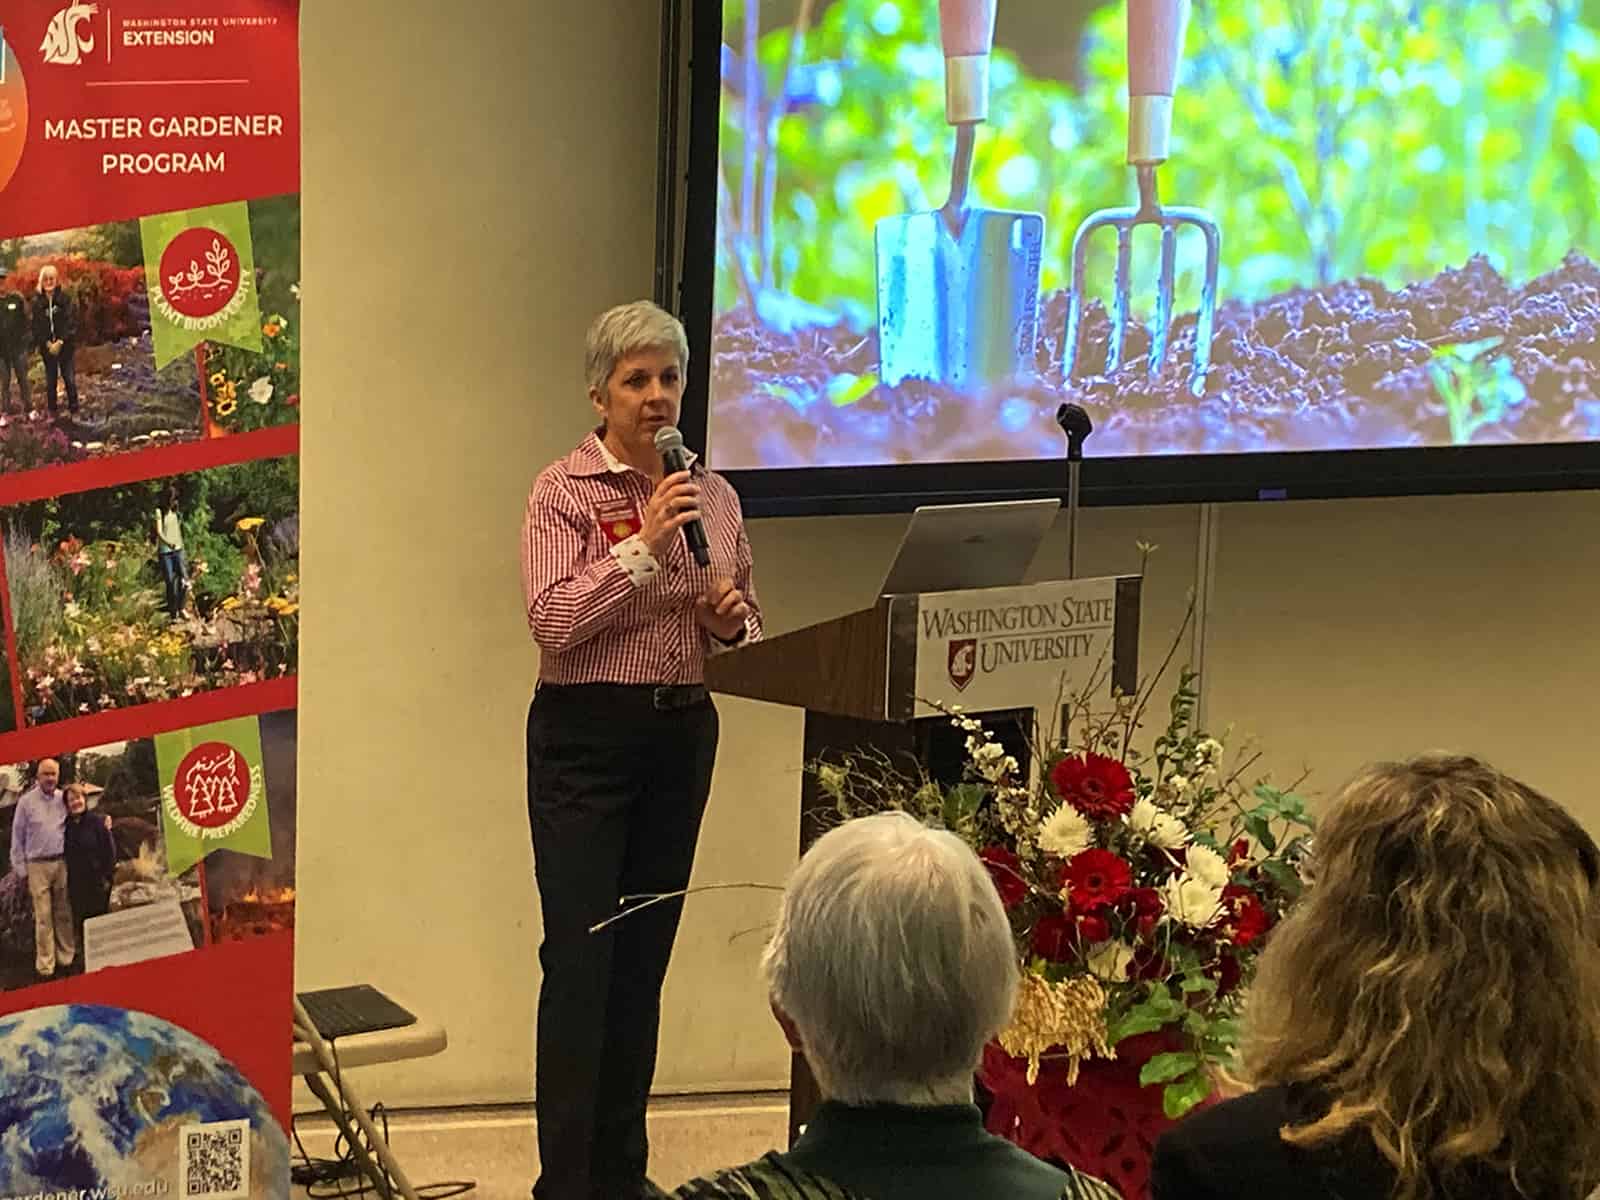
[41,3,98,66]
[948,638,977,691]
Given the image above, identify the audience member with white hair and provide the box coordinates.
[659,812,1119,1200]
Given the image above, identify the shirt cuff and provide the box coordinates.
[610,534,659,588]
[707,615,752,654]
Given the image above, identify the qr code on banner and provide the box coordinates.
[178,1119,251,1200]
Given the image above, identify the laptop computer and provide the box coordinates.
[879,498,1060,596]
[297,985,417,1042]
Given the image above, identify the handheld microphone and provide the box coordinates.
[653,426,711,567]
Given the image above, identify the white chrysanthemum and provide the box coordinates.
[1038,804,1092,859]
[1086,940,1136,983]
[1127,798,1189,850]
[1167,773,1191,796]
[1163,875,1224,929]
[1184,843,1231,890]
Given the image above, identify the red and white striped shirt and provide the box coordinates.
[521,432,763,685]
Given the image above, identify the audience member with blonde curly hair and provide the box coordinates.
[1153,754,1600,1200]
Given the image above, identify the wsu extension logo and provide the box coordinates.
[40,2,98,66]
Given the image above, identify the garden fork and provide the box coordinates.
[1062,0,1219,397]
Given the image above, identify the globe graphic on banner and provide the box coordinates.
[0,1005,289,1197]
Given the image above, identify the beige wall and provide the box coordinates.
[298,0,1600,1109]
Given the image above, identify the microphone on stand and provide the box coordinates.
[654,426,711,567]
[1056,404,1093,580]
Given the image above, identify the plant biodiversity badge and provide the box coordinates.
[0,4,301,1199]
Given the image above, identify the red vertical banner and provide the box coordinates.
[0,4,301,1196]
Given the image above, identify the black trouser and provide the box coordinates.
[42,346,77,416]
[527,683,718,1200]
[0,349,26,412]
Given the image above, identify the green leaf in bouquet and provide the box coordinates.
[1283,796,1309,821]
[1107,1009,1169,1043]
[1107,986,1185,1044]
[1201,1017,1241,1051]
[1264,790,1310,823]
[1139,1051,1201,1086]
[943,782,985,828]
[1180,972,1217,995]
[1259,857,1303,899]
[1252,784,1285,807]
[1244,814,1279,853]
[1162,1071,1213,1119]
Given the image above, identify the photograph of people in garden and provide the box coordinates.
[0,741,205,992]
[0,194,300,476]
[709,0,1600,467]
[3,454,300,727]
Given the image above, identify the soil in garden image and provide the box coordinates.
[710,0,1600,467]
[2,455,300,727]
[711,252,1600,466]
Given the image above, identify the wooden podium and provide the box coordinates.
[704,574,1142,1140]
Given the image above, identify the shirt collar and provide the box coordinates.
[568,429,699,478]
[788,1101,989,1164]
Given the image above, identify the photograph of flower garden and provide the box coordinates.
[3,455,299,726]
[709,0,1600,466]
[0,194,300,476]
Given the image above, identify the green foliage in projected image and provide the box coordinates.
[719,0,1600,319]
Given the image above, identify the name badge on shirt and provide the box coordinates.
[595,499,641,546]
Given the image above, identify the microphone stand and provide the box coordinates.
[1055,403,1093,580]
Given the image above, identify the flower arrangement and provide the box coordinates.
[811,648,1315,1164]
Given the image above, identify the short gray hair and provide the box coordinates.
[762,812,1019,1106]
[584,300,689,397]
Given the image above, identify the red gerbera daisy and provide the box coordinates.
[1076,913,1111,944]
[1061,848,1133,912]
[1120,886,1165,939]
[980,845,1027,909]
[1050,752,1136,820]
[1221,883,1272,948]
[1031,913,1075,962]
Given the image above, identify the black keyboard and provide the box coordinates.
[297,985,417,1041]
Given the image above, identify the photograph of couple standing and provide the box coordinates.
[7,759,115,982]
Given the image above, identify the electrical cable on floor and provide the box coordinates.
[291,1034,476,1199]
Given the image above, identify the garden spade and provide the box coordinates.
[875,0,1044,391]
[1062,0,1220,397]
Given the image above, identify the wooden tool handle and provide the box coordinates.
[1126,0,1190,164]
[940,0,997,124]
[940,0,997,58]
[1128,0,1189,97]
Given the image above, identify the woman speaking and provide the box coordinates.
[521,300,761,1200]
